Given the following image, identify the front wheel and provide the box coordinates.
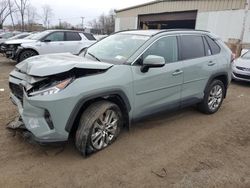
[75,101,123,155]
[18,49,38,62]
[198,80,225,114]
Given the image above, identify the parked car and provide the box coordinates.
[5,30,96,62]
[9,29,232,156]
[0,33,31,53]
[0,31,20,43]
[232,50,250,82]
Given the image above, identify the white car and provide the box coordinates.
[5,30,96,62]
[232,50,250,82]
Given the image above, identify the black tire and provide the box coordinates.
[198,79,225,114]
[18,49,38,62]
[75,101,123,156]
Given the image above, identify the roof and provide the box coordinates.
[115,0,246,15]
[115,0,158,13]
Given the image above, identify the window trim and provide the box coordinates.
[131,35,179,66]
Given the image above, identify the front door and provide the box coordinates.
[39,31,66,54]
[132,36,183,119]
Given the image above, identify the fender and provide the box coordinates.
[204,72,229,97]
[65,89,131,133]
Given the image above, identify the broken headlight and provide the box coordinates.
[29,78,73,97]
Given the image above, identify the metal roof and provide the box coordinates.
[116,0,246,17]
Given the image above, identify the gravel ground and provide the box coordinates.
[0,56,250,188]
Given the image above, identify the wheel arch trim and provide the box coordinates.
[65,89,131,133]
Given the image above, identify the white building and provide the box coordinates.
[115,0,250,45]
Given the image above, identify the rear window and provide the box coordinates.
[83,33,96,41]
[180,35,205,60]
[204,36,221,55]
[66,32,81,41]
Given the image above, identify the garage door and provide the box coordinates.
[138,10,197,30]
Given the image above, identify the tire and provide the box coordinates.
[18,49,38,62]
[75,101,123,155]
[198,79,225,114]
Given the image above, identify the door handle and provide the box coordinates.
[172,70,183,76]
[208,61,215,66]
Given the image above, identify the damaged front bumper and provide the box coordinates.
[10,92,69,144]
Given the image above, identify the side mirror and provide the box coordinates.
[141,55,165,73]
[42,39,51,42]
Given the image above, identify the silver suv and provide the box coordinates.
[9,30,232,156]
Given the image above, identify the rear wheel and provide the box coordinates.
[198,80,225,114]
[18,49,38,62]
[75,101,123,155]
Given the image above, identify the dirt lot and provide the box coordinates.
[0,56,250,188]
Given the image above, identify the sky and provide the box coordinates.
[8,0,153,26]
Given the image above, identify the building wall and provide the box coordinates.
[115,17,137,31]
[196,9,250,43]
[116,0,246,17]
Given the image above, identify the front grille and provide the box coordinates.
[9,83,23,103]
[236,66,250,72]
[234,73,250,80]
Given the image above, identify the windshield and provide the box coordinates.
[9,33,29,40]
[28,31,51,40]
[0,32,13,39]
[242,51,250,59]
[83,34,150,64]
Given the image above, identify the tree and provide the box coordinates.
[88,10,115,34]
[0,0,13,29]
[14,0,28,31]
[42,4,53,29]
[26,4,37,30]
[8,0,15,29]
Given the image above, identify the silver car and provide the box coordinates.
[232,50,250,82]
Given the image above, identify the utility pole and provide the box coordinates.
[59,19,62,28]
[238,0,249,56]
[81,17,85,31]
[240,0,249,44]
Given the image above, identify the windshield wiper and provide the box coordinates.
[87,52,101,62]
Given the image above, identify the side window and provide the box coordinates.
[142,36,178,63]
[180,35,205,60]
[204,36,221,55]
[44,32,64,42]
[65,32,81,41]
[83,33,96,41]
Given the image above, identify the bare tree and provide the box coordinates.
[89,10,115,34]
[26,4,37,30]
[42,4,53,29]
[8,0,15,29]
[14,0,28,31]
[0,0,12,29]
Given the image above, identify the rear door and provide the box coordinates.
[64,31,82,54]
[179,34,218,105]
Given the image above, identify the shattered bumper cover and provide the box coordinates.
[10,92,69,144]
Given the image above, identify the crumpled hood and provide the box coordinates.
[16,53,113,77]
[235,58,250,68]
[5,39,36,45]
